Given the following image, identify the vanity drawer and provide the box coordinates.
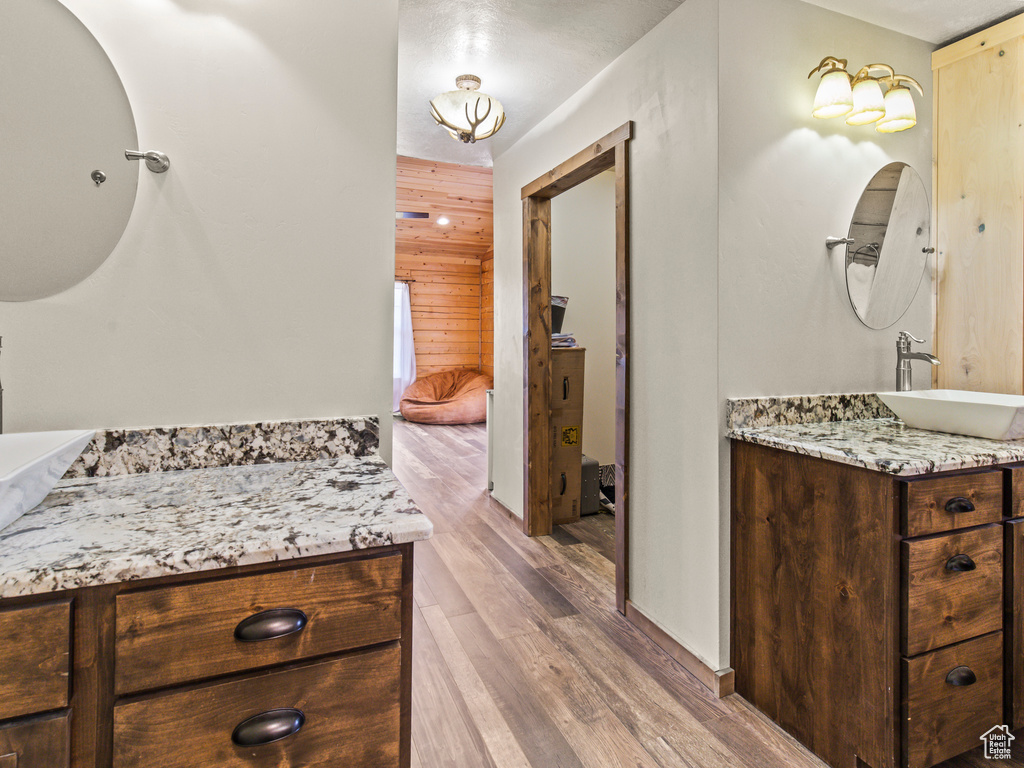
[0,711,70,768]
[113,645,401,768]
[902,632,1003,768]
[115,554,403,694]
[901,470,1003,537]
[902,525,1003,656]
[0,601,70,720]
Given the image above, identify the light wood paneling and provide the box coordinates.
[397,157,493,380]
[934,26,1024,393]
[482,249,494,377]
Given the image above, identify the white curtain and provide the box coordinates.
[393,281,416,411]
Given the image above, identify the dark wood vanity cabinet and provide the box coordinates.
[732,441,1024,768]
[0,544,413,768]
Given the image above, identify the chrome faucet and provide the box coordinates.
[896,331,940,392]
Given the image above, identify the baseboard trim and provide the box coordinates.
[624,600,735,698]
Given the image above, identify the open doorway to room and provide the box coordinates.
[522,123,632,613]
[546,168,618,573]
[392,156,494,488]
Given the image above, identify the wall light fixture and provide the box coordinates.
[808,57,923,133]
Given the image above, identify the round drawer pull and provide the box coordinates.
[944,554,977,572]
[231,708,305,747]
[945,666,977,687]
[234,608,308,643]
[944,497,976,514]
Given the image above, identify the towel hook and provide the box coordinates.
[125,149,170,174]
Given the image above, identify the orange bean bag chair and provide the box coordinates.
[400,369,492,425]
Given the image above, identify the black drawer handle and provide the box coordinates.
[231,708,305,747]
[234,608,308,642]
[560,472,567,496]
[945,554,977,572]
[563,376,569,401]
[945,666,977,687]
[945,497,976,514]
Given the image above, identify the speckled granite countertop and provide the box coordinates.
[0,454,432,599]
[729,418,1024,476]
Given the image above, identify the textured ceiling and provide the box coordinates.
[397,0,1024,168]
[798,0,1024,45]
[397,0,684,167]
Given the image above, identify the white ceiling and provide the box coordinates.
[397,0,1024,168]
[397,0,684,167]
[800,0,1024,45]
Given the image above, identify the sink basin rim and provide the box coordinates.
[0,429,96,533]
[0,429,96,481]
[877,389,1024,441]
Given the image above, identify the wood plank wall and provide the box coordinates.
[396,157,493,380]
[481,248,494,377]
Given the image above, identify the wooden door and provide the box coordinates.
[934,19,1024,393]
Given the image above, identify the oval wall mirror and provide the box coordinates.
[0,0,139,302]
[843,162,930,329]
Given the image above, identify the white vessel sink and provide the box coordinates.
[0,430,95,532]
[877,390,1024,440]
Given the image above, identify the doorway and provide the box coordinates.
[521,122,632,613]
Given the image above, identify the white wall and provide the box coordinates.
[715,0,934,663]
[1,0,398,459]
[551,171,617,467]
[491,0,722,662]
[492,0,934,672]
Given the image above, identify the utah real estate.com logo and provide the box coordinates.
[982,725,1014,760]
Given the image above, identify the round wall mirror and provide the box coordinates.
[843,162,930,329]
[0,0,139,302]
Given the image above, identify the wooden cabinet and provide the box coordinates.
[114,555,404,694]
[0,712,70,768]
[732,442,1023,768]
[0,601,70,721]
[550,347,585,525]
[933,15,1024,393]
[113,647,401,768]
[0,545,414,768]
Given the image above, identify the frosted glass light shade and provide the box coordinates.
[429,76,505,144]
[812,70,853,118]
[846,78,886,125]
[876,86,917,133]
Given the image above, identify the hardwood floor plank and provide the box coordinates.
[449,613,586,768]
[414,539,475,618]
[563,513,616,562]
[542,615,738,768]
[501,629,662,767]
[468,522,579,619]
[411,604,498,768]
[421,605,533,768]
[539,562,732,723]
[412,563,438,609]
[431,531,539,640]
[550,526,583,547]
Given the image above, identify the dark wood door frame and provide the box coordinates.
[521,121,632,613]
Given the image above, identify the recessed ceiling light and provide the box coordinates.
[436,216,450,226]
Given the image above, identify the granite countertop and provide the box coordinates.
[0,454,432,599]
[729,418,1024,476]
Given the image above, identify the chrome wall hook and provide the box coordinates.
[125,150,170,173]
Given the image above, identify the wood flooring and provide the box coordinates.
[394,419,1024,768]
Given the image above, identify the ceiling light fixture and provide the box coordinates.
[436,216,450,226]
[808,57,923,133]
[429,75,506,144]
